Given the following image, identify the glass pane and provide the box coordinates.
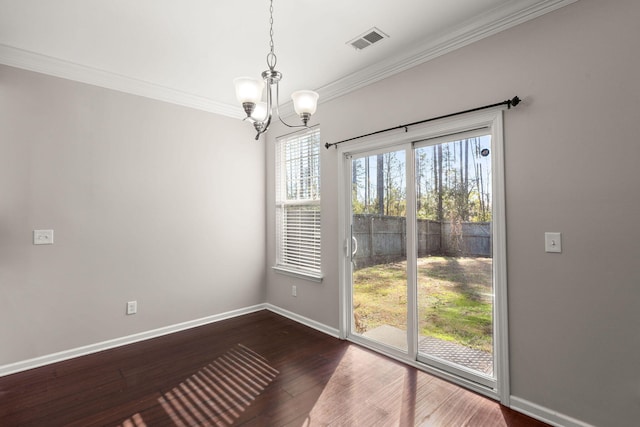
[415,136,494,377]
[351,150,408,351]
[284,131,320,201]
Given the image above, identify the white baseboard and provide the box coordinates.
[510,396,595,427]
[0,304,267,377]
[264,304,340,338]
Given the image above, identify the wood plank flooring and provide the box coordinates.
[0,310,549,426]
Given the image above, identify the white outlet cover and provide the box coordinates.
[126,301,137,315]
[33,229,54,245]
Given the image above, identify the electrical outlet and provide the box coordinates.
[292,286,297,297]
[126,301,137,315]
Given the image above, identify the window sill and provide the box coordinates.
[272,266,323,283]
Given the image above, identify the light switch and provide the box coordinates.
[33,229,54,245]
[545,232,561,253]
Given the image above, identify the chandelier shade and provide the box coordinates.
[233,77,264,104]
[291,90,319,116]
[251,102,269,122]
[234,0,318,139]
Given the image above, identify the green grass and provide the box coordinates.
[353,256,493,353]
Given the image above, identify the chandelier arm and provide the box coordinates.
[251,76,277,139]
[254,115,270,140]
[273,80,308,129]
[257,83,275,138]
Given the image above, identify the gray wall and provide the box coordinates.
[0,65,266,365]
[265,0,640,425]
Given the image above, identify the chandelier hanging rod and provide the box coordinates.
[324,96,521,149]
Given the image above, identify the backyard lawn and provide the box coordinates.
[353,256,493,353]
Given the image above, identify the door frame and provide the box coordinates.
[337,109,510,404]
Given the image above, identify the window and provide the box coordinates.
[275,127,322,281]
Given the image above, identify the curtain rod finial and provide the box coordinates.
[509,96,521,108]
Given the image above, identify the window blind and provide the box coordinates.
[276,128,321,277]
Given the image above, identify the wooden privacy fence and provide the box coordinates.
[352,214,491,269]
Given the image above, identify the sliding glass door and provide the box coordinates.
[349,148,408,351]
[341,112,506,397]
[414,133,495,387]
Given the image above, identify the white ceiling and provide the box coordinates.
[0,0,576,118]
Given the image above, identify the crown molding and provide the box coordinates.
[0,0,576,118]
[0,43,245,118]
[315,0,579,104]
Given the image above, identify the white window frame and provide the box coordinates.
[274,127,323,282]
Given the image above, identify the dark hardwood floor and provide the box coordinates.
[0,310,549,426]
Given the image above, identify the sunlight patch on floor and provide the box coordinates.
[118,344,278,427]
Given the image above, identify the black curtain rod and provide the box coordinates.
[324,96,521,149]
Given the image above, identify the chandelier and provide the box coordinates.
[233,0,319,140]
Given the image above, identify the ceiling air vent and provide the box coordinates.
[347,27,389,51]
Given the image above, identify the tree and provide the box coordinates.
[436,144,444,221]
[376,154,384,214]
